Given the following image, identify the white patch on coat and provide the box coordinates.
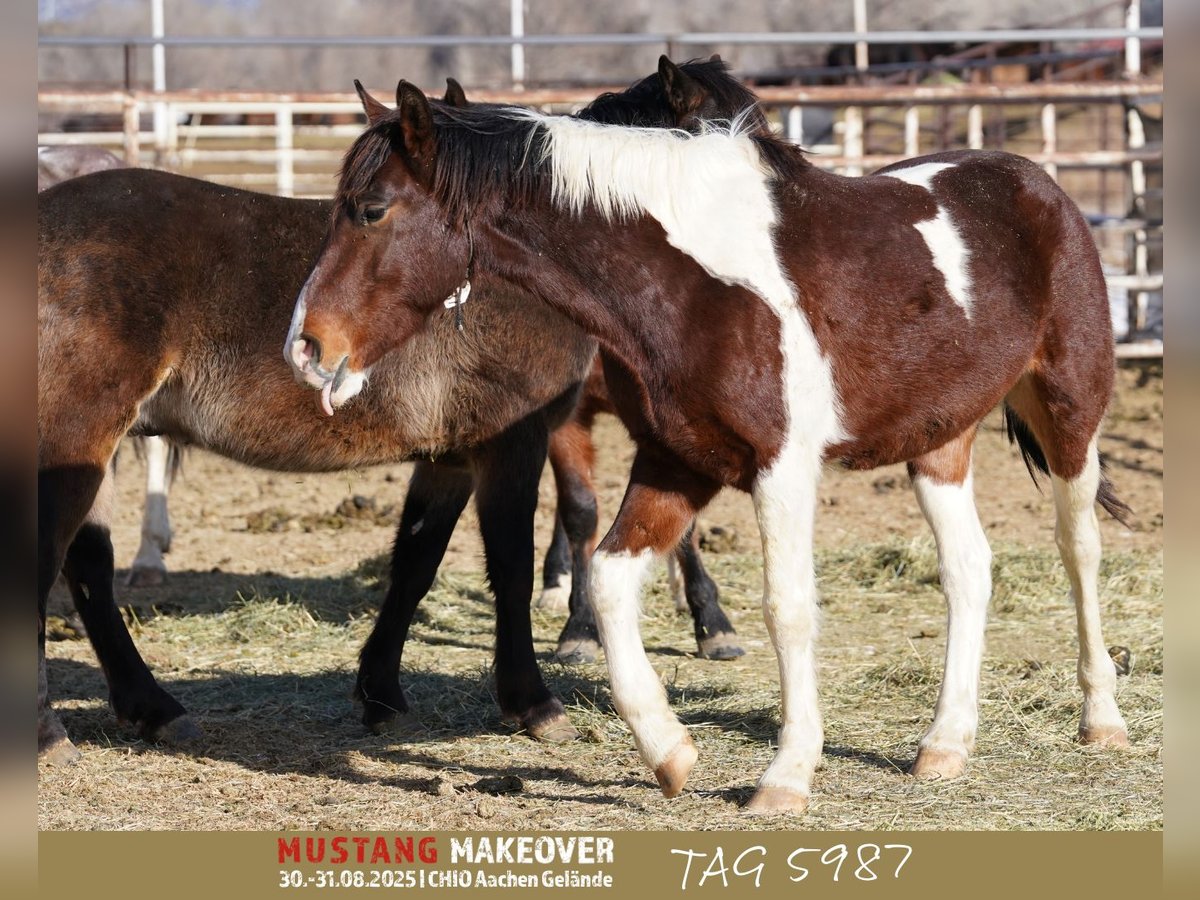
[523,110,849,795]
[882,161,974,316]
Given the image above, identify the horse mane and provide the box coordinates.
[577,57,768,132]
[334,62,807,226]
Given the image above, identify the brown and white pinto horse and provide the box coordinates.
[287,67,1132,813]
[36,63,749,764]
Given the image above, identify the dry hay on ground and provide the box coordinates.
[39,365,1162,831]
[39,540,1161,832]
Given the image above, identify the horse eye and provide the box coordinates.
[360,205,388,225]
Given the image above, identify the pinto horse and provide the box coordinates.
[36,62,749,764]
[287,64,1133,813]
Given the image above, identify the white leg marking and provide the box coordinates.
[590,549,688,768]
[130,436,172,581]
[912,467,992,763]
[536,573,571,612]
[1051,438,1128,742]
[666,553,687,613]
[751,456,824,799]
[881,162,973,316]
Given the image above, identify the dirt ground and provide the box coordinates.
[38,364,1162,831]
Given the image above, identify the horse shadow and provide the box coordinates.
[48,565,908,803]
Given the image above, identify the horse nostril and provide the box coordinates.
[300,334,322,367]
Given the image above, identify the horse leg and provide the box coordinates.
[38,464,106,764]
[355,461,472,734]
[540,414,597,614]
[666,551,685,612]
[474,422,578,742]
[60,465,198,744]
[127,436,175,587]
[590,447,720,796]
[539,514,571,611]
[546,418,603,664]
[744,447,824,815]
[907,428,992,779]
[674,523,744,660]
[1007,372,1130,748]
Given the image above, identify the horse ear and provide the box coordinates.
[710,53,723,64]
[657,55,706,120]
[394,80,436,185]
[354,79,389,125]
[443,77,469,108]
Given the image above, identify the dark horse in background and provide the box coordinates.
[37,59,750,764]
[288,65,1134,813]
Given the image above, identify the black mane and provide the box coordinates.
[577,57,768,131]
[335,59,799,226]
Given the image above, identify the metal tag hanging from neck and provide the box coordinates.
[443,222,474,332]
[443,278,471,331]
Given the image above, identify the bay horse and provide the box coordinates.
[287,66,1133,813]
[36,62,747,764]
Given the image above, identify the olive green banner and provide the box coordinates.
[40,830,1161,898]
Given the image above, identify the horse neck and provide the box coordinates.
[480,209,699,373]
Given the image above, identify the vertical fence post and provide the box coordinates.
[841,107,864,176]
[967,104,983,149]
[786,106,803,144]
[510,0,525,91]
[122,95,140,166]
[1124,0,1142,78]
[904,105,919,157]
[1126,104,1149,332]
[845,0,869,176]
[276,104,294,198]
[1041,102,1057,181]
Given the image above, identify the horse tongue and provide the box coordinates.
[320,380,336,417]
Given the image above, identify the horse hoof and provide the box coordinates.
[1078,725,1130,748]
[126,566,167,588]
[527,714,580,744]
[39,735,82,767]
[744,785,810,815]
[151,715,203,746]
[364,709,418,737]
[554,638,600,665]
[698,633,745,661]
[654,735,698,798]
[536,581,571,612]
[909,747,968,780]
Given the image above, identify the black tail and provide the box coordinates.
[1002,403,1050,487]
[1002,403,1133,527]
[1097,457,1134,528]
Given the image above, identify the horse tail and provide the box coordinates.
[166,439,185,486]
[1002,403,1050,484]
[1002,403,1133,527]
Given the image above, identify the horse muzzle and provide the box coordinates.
[286,335,368,417]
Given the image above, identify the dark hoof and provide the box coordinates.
[527,714,580,743]
[126,565,167,588]
[150,715,203,746]
[365,709,423,738]
[506,699,579,743]
[698,633,745,661]
[554,638,600,665]
[39,734,82,767]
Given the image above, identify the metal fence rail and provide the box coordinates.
[37,81,1165,357]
